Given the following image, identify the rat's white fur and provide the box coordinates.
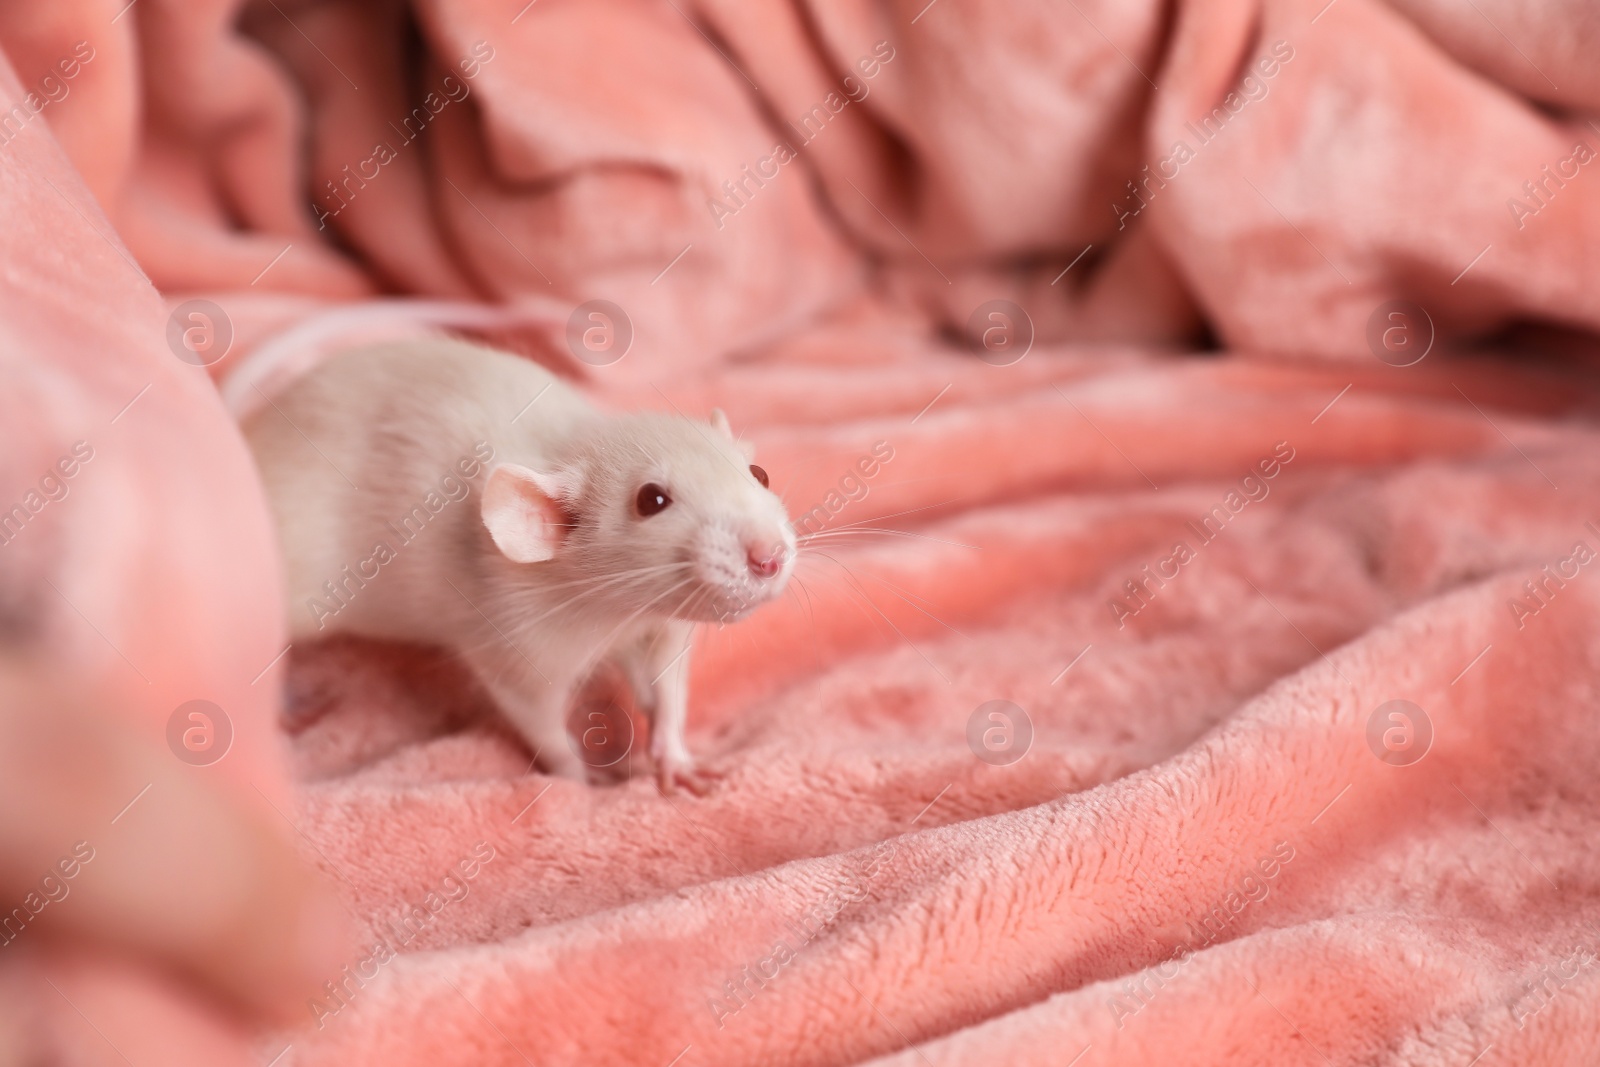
[242,338,794,791]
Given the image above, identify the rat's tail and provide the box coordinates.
[221,298,575,422]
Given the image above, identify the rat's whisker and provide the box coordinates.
[525,562,691,597]
[784,559,883,630]
[676,585,715,622]
[497,565,692,618]
[786,574,829,677]
[587,577,696,666]
[491,578,649,635]
[843,566,964,636]
[801,497,970,536]
[796,527,980,550]
[809,551,951,684]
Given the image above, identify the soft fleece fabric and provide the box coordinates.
[6,1,1600,1064]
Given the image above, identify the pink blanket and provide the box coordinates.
[8,1,1600,1063]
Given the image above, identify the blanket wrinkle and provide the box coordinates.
[8,0,1600,1063]
[14,0,1600,365]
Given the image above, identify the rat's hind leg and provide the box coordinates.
[466,650,588,782]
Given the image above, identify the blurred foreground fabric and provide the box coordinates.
[7,0,1600,1063]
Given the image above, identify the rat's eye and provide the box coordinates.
[635,483,672,517]
[749,464,769,488]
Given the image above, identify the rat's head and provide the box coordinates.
[480,409,793,623]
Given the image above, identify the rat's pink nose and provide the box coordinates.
[746,543,786,580]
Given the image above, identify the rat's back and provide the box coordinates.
[242,338,594,641]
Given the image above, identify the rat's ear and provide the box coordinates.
[481,463,575,564]
[710,408,756,459]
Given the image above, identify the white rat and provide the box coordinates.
[242,337,794,793]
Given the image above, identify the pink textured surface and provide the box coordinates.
[5,1,1600,1063]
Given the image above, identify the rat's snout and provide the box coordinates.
[684,521,793,623]
[746,541,787,580]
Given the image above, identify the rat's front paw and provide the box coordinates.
[653,751,723,797]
